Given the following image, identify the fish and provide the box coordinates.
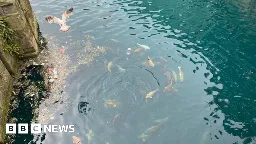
[112,113,122,124]
[105,99,120,108]
[137,43,150,50]
[72,136,82,144]
[145,89,159,99]
[163,79,176,92]
[107,61,113,72]
[138,123,162,142]
[134,48,145,53]
[110,39,119,42]
[138,133,149,142]
[45,8,73,32]
[147,56,155,67]
[86,130,94,144]
[153,117,168,124]
[164,71,172,84]
[178,66,184,82]
[159,56,168,63]
[172,70,178,82]
[116,65,125,72]
[200,131,209,144]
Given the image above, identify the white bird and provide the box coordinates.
[45,8,73,32]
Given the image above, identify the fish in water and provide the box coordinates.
[112,113,122,124]
[145,89,159,99]
[148,56,155,67]
[200,131,209,144]
[72,136,82,144]
[134,48,145,53]
[110,39,119,42]
[137,43,150,50]
[45,8,73,32]
[138,123,164,142]
[116,65,126,72]
[159,56,168,63]
[163,79,177,92]
[107,61,113,72]
[86,130,94,144]
[164,71,172,84]
[172,70,178,82]
[105,99,120,108]
[153,117,168,124]
[178,66,184,82]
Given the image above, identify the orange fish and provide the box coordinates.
[72,136,82,144]
[134,48,144,53]
[147,56,155,67]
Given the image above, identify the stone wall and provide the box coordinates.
[0,0,39,143]
[0,58,13,143]
[0,0,39,58]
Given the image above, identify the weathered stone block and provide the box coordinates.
[24,11,38,41]
[0,41,18,75]
[0,0,15,5]
[15,28,38,54]
[0,3,17,15]
[0,60,12,143]
[4,12,26,30]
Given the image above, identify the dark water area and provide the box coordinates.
[15,0,256,143]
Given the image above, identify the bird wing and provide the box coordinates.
[62,8,73,24]
[45,16,62,26]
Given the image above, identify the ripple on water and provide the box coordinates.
[28,0,256,143]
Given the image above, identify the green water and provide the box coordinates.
[12,0,256,143]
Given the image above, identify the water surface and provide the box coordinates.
[29,0,256,143]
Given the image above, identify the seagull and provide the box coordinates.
[45,8,73,32]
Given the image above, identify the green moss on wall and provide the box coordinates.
[0,16,19,54]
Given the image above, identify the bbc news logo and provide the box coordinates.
[6,123,75,134]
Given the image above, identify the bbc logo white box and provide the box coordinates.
[6,123,16,134]
[18,123,28,134]
[31,124,41,133]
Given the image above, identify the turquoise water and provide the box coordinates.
[29,0,256,143]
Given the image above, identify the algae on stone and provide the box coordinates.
[0,16,19,54]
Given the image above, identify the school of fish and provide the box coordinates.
[72,42,186,143]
